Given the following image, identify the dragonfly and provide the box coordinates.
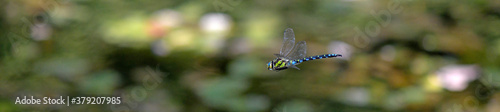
[267,28,342,71]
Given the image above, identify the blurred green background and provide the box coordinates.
[1,0,500,111]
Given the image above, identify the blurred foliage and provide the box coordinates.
[1,0,500,111]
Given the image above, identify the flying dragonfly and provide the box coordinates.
[267,28,342,71]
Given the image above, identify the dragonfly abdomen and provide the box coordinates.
[290,54,342,65]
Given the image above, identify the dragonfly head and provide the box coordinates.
[267,61,273,70]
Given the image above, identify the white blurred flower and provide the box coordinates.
[328,41,353,60]
[199,13,232,33]
[153,9,183,28]
[148,9,183,38]
[436,65,479,91]
[198,13,232,54]
[31,23,52,41]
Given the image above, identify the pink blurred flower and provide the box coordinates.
[31,23,52,41]
[436,65,479,91]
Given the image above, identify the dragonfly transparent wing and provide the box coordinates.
[287,41,307,60]
[280,28,296,56]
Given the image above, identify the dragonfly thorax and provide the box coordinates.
[268,58,291,71]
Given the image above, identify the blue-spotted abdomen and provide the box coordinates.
[294,54,342,64]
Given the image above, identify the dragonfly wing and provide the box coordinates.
[280,28,295,56]
[274,54,285,58]
[288,41,307,60]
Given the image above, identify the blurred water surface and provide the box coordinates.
[1,0,500,111]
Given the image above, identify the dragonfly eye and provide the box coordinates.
[267,62,272,70]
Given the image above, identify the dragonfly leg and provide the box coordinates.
[288,65,300,70]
